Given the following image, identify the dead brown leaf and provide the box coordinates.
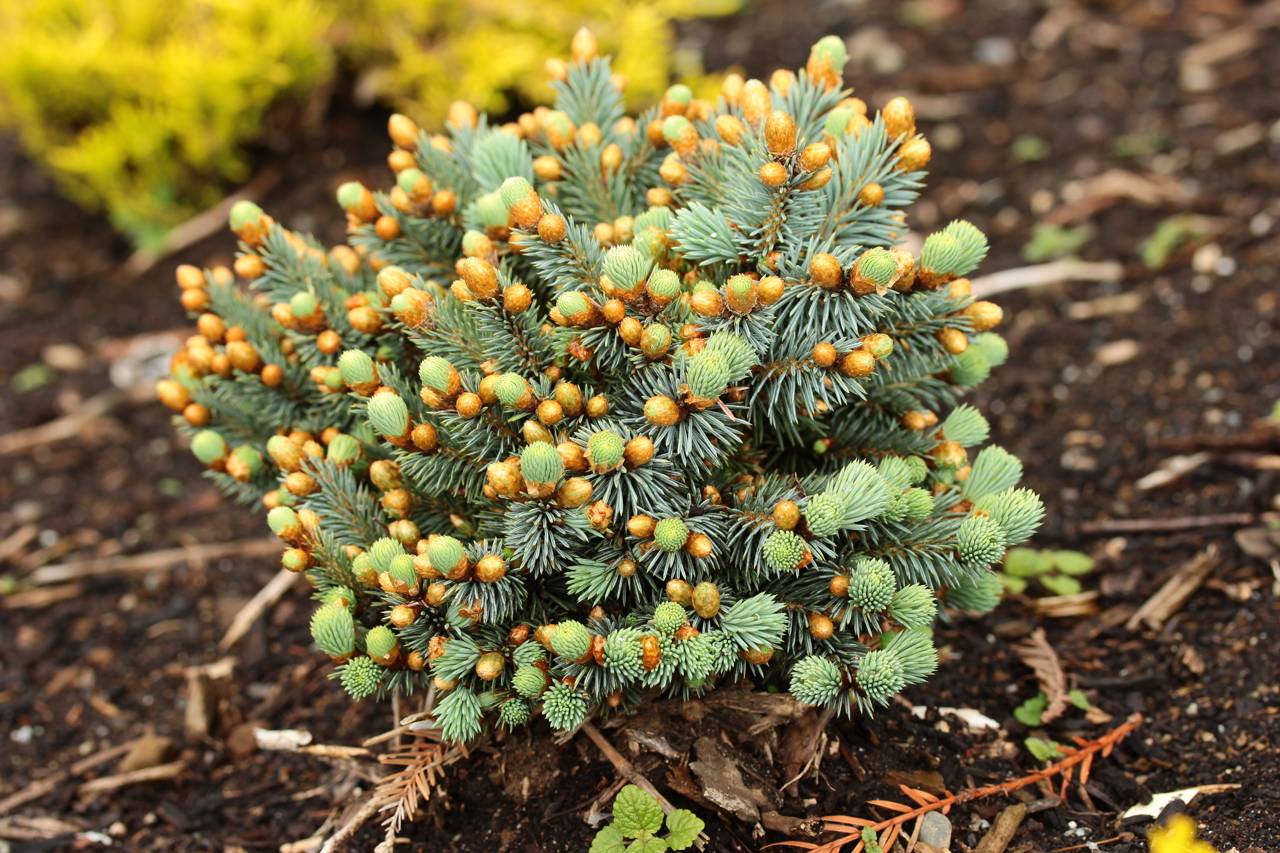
[1013,628,1069,723]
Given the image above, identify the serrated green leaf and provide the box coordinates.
[590,825,628,853]
[626,837,668,853]
[663,809,704,851]
[1004,547,1052,577]
[861,827,884,853]
[1013,693,1047,727]
[998,573,1028,595]
[1068,689,1091,710]
[1039,574,1082,596]
[1025,736,1063,762]
[1052,550,1095,575]
[612,785,664,837]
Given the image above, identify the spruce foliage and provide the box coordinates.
[161,30,1041,741]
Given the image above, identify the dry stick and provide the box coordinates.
[781,704,837,793]
[219,568,301,651]
[120,167,281,278]
[1048,835,1130,853]
[975,803,1027,853]
[0,739,137,815]
[580,721,710,850]
[28,538,279,585]
[78,760,186,796]
[0,391,124,457]
[969,259,1124,299]
[0,524,38,564]
[2,583,84,610]
[1158,428,1280,453]
[1078,512,1256,535]
[319,794,384,853]
[1126,546,1220,632]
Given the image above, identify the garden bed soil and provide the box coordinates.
[1,0,1278,849]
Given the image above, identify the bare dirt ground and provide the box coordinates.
[2,1,1278,849]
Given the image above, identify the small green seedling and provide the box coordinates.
[1000,547,1094,596]
[1011,134,1050,163]
[1022,223,1092,263]
[1024,736,1064,762]
[1141,215,1205,268]
[590,785,704,853]
[1014,689,1092,727]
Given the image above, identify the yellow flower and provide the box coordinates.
[1149,815,1217,853]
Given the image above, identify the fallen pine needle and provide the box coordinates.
[769,714,1143,853]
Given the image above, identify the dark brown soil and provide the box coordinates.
[2,1,1278,850]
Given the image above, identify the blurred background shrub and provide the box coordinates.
[0,0,734,249]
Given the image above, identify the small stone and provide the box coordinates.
[918,811,952,850]
[974,36,1016,66]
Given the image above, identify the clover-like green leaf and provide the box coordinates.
[1068,688,1091,710]
[1004,547,1052,577]
[612,785,665,837]
[590,825,628,853]
[663,809,704,851]
[1052,550,1095,575]
[1039,574,1082,596]
[1013,693,1047,727]
[998,573,1028,595]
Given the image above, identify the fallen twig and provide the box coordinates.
[0,391,124,457]
[1157,427,1280,453]
[0,740,137,815]
[969,260,1124,299]
[27,538,279,585]
[975,803,1026,853]
[219,568,301,650]
[320,793,383,853]
[1135,452,1212,492]
[581,721,709,850]
[1049,834,1133,853]
[781,705,837,793]
[1126,546,1219,632]
[1078,513,1256,535]
[77,760,186,796]
[2,583,84,609]
[771,714,1143,853]
[0,524,38,564]
[1032,591,1099,619]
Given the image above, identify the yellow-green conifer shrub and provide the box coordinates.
[335,0,736,125]
[0,0,334,248]
[0,0,734,248]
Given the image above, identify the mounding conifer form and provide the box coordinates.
[161,30,1041,740]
